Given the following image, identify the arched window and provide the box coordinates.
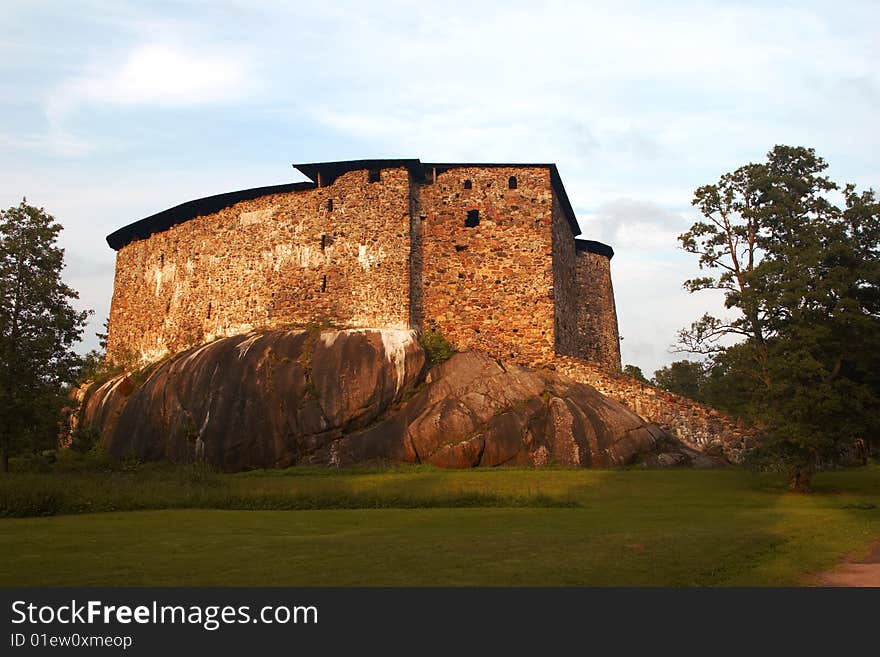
[508,176,517,189]
[463,179,472,189]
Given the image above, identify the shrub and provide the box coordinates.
[69,426,100,454]
[419,329,456,368]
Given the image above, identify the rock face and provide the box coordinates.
[335,352,669,468]
[78,329,721,471]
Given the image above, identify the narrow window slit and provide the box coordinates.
[321,275,327,292]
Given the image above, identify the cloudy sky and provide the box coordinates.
[2,0,877,374]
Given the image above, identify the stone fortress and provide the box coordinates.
[106,159,621,371]
[101,159,752,463]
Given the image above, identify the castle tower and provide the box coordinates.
[572,240,621,371]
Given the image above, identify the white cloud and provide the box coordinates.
[4,43,256,157]
[613,255,729,375]
[48,44,251,120]
[579,199,691,250]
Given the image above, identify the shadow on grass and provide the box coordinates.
[0,464,582,518]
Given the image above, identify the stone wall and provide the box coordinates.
[107,167,413,364]
[107,161,622,372]
[550,192,579,360]
[418,166,557,363]
[572,248,621,371]
[408,175,424,331]
[551,208,620,370]
[554,356,758,462]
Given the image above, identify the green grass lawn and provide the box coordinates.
[1,465,878,586]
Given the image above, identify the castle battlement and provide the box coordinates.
[105,159,620,370]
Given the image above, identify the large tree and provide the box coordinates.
[0,200,90,472]
[678,146,880,490]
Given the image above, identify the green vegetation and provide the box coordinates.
[676,146,880,490]
[418,329,456,368]
[622,364,649,384]
[0,461,573,518]
[0,200,91,472]
[1,463,877,586]
[76,318,118,385]
[652,360,707,401]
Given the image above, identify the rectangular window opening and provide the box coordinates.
[368,169,381,183]
[508,176,518,189]
[465,210,480,228]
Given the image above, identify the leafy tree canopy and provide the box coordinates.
[678,146,880,490]
[0,200,90,471]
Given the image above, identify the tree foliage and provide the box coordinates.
[76,317,116,385]
[651,360,707,401]
[678,146,880,490]
[0,200,90,471]
[622,364,649,384]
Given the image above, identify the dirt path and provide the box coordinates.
[816,540,880,587]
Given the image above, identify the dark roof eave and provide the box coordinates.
[575,239,615,260]
[105,182,315,250]
[548,164,581,238]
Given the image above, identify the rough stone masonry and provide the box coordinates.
[106,159,619,369]
[102,158,751,457]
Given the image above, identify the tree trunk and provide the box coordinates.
[789,465,813,493]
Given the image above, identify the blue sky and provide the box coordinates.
[2,0,877,374]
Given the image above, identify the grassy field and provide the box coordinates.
[1,462,878,586]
